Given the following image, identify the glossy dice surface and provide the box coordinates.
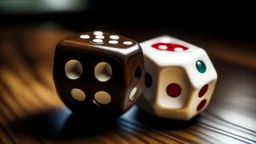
[137,35,218,120]
[53,31,144,118]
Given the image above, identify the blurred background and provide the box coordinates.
[0,0,255,41]
[1,0,255,69]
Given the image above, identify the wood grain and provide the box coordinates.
[0,24,255,144]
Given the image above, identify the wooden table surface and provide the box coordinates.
[0,23,255,144]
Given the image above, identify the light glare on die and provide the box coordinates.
[92,39,103,43]
[80,35,90,39]
[110,35,120,39]
[95,35,105,39]
[161,38,172,43]
[158,45,168,50]
[109,40,118,44]
[123,41,133,45]
[93,31,103,36]
[174,47,184,52]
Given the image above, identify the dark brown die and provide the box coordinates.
[53,31,144,118]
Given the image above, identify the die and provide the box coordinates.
[53,31,145,118]
[137,35,218,120]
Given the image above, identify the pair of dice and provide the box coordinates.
[53,31,218,120]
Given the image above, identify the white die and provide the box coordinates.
[137,35,218,120]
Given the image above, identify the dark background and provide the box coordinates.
[0,1,255,143]
[0,0,255,44]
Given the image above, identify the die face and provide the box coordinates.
[184,51,218,88]
[139,62,194,120]
[53,48,127,116]
[157,67,192,109]
[155,65,217,120]
[181,51,218,119]
[53,31,144,117]
[139,56,192,120]
[142,56,158,103]
[59,31,139,56]
[185,79,217,119]
[122,51,145,110]
[139,35,204,67]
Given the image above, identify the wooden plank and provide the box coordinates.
[0,123,15,144]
